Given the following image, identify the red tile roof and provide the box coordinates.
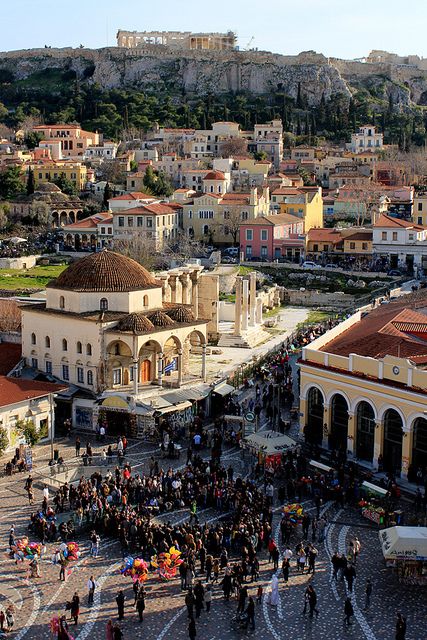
[109,192,154,201]
[63,212,112,230]
[307,228,342,244]
[0,376,67,408]
[0,343,22,375]
[113,203,179,216]
[374,214,424,230]
[204,170,226,180]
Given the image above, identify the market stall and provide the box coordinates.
[241,430,297,470]
[379,526,427,586]
[359,481,389,526]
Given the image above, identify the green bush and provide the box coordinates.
[16,419,43,447]
[0,426,9,454]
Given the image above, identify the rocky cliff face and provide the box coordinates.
[1,46,427,108]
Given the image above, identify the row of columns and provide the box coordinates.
[234,272,263,337]
[157,267,203,319]
[131,346,207,394]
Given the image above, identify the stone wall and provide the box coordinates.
[285,288,356,309]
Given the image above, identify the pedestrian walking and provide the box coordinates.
[136,588,145,622]
[344,563,356,592]
[113,623,123,640]
[106,619,114,640]
[364,578,372,610]
[5,607,14,633]
[194,580,204,618]
[395,612,407,640]
[75,437,81,457]
[0,610,4,632]
[185,588,195,618]
[204,583,212,613]
[116,590,125,620]
[282,557,290,583]
[87,575,96,606]
[307,585,319,618]
[246,596,256,630]
[344,597,354,626]
[70,592,80,625]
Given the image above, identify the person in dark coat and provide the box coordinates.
[245,596,255,630]
[193,581,204,618]
[282,558,290,583]
[344,597,354,626]
[136,588,145,622]
[344,563,356,592]
[116,590,125,621]
[185,589,195,618]
[70,592,80,625]
[221,573,233,600]
[395,612,407,640]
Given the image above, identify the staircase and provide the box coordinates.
[218,323,268,349]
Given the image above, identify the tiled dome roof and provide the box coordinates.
[204,170,225,180]
[167,306,195,323]
[47,250,159,292]
[116,313,155,334]
[146,310,175,327]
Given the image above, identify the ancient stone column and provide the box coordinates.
[191,272,199,319]
[180,273,190,305]
[157,351,164,388]
[242,278,249,332]
[249,271,257,327]
[201,344,207,383]
[234,276,242,337]
[169,275,178,303]
[255,297,263,325]
[177,349,183,387]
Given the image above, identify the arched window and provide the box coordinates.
[31,332,36,345]
[329,394,349,452]
[45,336,50,348]
[143,295,149,308]
[356,401,375,462]
[203,224,209,236]
[306,387,324,446]
[62,338,68,351]
[76,341,82,354]
[412,418,427,472]
[59,296,65,309]
[86,343,92,356]
[100,298,108,311]
[87,370,93,385]
[114,343,120,356]
[383,409,403,474]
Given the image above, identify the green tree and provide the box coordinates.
[16,419,45,447]
[0,101,8,122]
[26,168,35,195]
[24,131,43,150]
[143,166,157,193]
[53,173,77,196]
[0,426,8,454]
[0,165,25,199]
[102,182,112,209]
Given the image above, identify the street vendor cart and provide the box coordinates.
[241,430,297,471]
[379,526,427,586]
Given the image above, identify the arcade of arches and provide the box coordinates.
[302,386,427,479]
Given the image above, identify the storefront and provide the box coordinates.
[379,526,427,586]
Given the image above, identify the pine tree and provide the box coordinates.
[296,115,302,136]
[26,168,35,196]
[296,82,303,109]
[102,182,112,210]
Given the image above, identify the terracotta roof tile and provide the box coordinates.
[0,376,67,408]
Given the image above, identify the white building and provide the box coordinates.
[373,214,427,271]
[84,142,118,162]
[350,125,383,154]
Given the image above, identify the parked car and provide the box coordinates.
[302,261,321,270]
[324,263,339,269]
[223,246,239,256]
[387,269,402,276]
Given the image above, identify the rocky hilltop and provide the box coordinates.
[1,46,427,107]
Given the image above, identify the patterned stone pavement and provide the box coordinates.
[0,437,424,640]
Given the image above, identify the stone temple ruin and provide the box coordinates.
[116,29,236,51]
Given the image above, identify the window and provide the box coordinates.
[127,217,133,227]
[188,211,193,219]
[31,332,36,345]
[86,344,92,356]
[147,218,153,228]
[362,242,368,250]
[349,242,356,250]
[261,229,268,241]
[31,358,38,369]
[313,244,319,252]
[246,245,252,257]
[118,216,125,227]
[77,367,84,383]
[114,343,120,356]
[408,233,414,241]
[241,211,248,221]
[323,245,329,252]
[418,217,423,225]
[100,298,108,311]
[392,232,398,241]
[101,227,105,234]
[261,246,268,257]
[87,370,93,385]
[418,202,423,211]
[143,295,149,307]
[62,364,69,380]
[245,229,253,241]
[381,232,387,241]
[137,217,143,227]
[76,341,82,354]
[62,339,68,351]
[59,296,65,309]
[113,368,122,385]
[45,361,52,375]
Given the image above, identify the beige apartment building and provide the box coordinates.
[32,124,100,159]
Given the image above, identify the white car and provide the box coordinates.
[302,261,321,270]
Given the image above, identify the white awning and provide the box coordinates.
[362,481,388,497]
[379,526,427,561]
[242,430,297,455]
[154,401,192,415]
[212,382,235,397]
[309,460,333,473]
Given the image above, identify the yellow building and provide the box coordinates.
[33,162,87,191]
[276,187,323,232]
[342,230,372,255]
[414,192,427,227]
[299,295,427,480]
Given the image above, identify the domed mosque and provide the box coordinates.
[21,250,210,434]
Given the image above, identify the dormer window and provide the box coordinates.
[100,298,108,311]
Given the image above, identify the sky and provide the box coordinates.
[0,0,426,60]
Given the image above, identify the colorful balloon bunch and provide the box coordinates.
[52,541,80,565]
[151,546,183,581]
[282,503,304,526]
[120,556,149,584]
[11,537,44,562]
